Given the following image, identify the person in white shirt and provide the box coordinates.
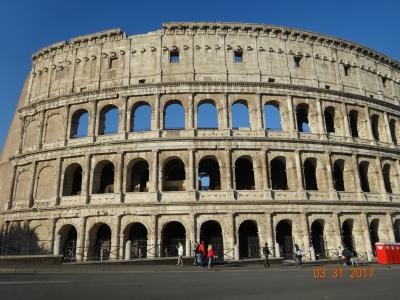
[176,242,184,267]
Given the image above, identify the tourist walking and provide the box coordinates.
[193,242,200,265]
[294,244,302,268]
[176,242,184,267]
[350,249,359,266]
[198,241,205,266]
[262,242,271,267]
[337,246,343,265]
[207,244,216,269]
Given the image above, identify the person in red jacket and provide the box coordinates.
[207,244,216,269]
[198,241,206,266]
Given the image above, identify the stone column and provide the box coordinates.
[89,100,97,141]
[151,150,159,193]
[316,97,325,135]
[77,217,87,261]
[294,151,304,191]
[119,96,128,137]
[188,148,195,191]
[301,213,313,260]
[386,213,395,242]
[361,213,373,261]
[364,106,374,141]
[265,213,275,257]
[6,164,17,210]
[153,93,161,130]
[223,93,230,130]
[260,149,269,190]
[187,93,194,130]
[375,156,387,194]
[62,105,70,146]
[117,152,124,202]
[333,212,343,250]
[37,110,45,149]
[286,95,296,135]
[152,215,159,258]
[28,162,37,207]
[17,117,25,154]
[83,154,91,204]
[325,152,335,192]
[341,103,351,137]
[225,149,232,190]
[54,157,62,206]
[111,215,122,260]
[256,94,263,130]
[383,112,393,144]
[351,154,362,193]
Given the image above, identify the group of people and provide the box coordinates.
[176,241,216,268]
[339,246,359,266]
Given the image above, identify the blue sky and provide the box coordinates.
[0,0,399,151]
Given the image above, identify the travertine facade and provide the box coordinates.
[1,22,400,261]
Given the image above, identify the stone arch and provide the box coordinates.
[296,103,310,132]
[98,104,119,135]
[270,156,288,190]
[35,166,56,200]
[370,114,381,141]
[70,109,89,138]
[123,222,148,259]
[62,163,83,196]
[92,160,115,194]
[126,159,149,192]
[231,100,250,129]
[369,219,380,256]
[88,223,112,260]
[264,101,282,131]
[197,100,218,129]
[57,224,78,261]
[349,110,359,138]
[161,221,186,257]
[163,100,185,130]
[162,157,186,191]
[342,219,354,250]
[311,219,326,259]
[199,220,224,259]
[389,119,398,145]
[382,163,395,194]
[333,159,345,191]
[358,161,370,192]
[303,158,318,190]
[275,219,293,259]
[234,156,255,190]
[131,101,152,132]
[238,220,260,259]
[43,113,62,144]
[198,156,221,190]
[23,118,39,150]
[324,106,335,133]
[14,169,31,206]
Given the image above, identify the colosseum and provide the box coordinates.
[1,22,400,262]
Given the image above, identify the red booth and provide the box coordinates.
[375,243,400,264]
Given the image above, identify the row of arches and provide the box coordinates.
[58,217,397,261]
[61,155,398,196]
[67,100,399,144]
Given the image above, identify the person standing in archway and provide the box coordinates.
[263,242,271,267]
[294,244,302,268]
[176,242,184,267]
[198,241,205,266]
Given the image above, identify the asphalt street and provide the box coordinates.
[0,265,399,300]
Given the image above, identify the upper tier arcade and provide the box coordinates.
[28,22,400,106]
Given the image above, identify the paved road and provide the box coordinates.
[0,265,398,300]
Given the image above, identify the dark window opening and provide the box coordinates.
[235,157,255,190]
[359,162,370,192]
[161,221,186,257]
[394,219,400,243]
[127,223,148,259]
[333,160,345,192]
[268,78,275,83]
[270,158,288,190]
[371,114,380,141]
[139,79,146,84]
[200,221,224,259]
[325,85,330,90]
[95,162,115,194]
[198,158,220,190]
[170,50,179,63]
[239,220,260,259]
[389,119,397,145]
[128,160,149,192]
[93,224,111,260]
[382,164,392,193]
[324,107,335,133]
[62,163,83,196]
[296,104,310,132]
[382,77,387,88]
[349,110,359,138]
[234,50,243,63]
[70,109,89,138]
[294,56,302,68]
[369,219,380,256]
[275,220,293,259]
[311,221,326,259]
[342,220,354,250]
[304,159,318,190]
[344,64,351,76]
[163,159,185,191]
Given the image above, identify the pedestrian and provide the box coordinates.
[262,242,271,267]
[294,244,302,268]
[342,247,350,266]
[176,242,184,267]
[350,249,359,266]
[337,246,343,265]
[207,244,215,269]
[198,241,205,266]
[193,242,200,266]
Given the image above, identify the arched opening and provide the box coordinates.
[342,219,354,250]
[59,225,77,262]
[161,221,186,257]
[127,160,149,192]
[333,160,345,191]
[232,101,250,129]
[235,157,255,190]
[382,164,392,193]
[296,104,310,133]
[127,223,148,259]
[371,115,380,141]
[349,110,359,138]
[200,220,224,259]
[93,161,115,194]
[197,101,218,129]
[238,220,260,259]
[70,109,89,138]
[276,220,293,259]
[198,157,221,190]
[324,107,335,133]
[270,157,288,190]
[394,219,400,243]
[369,219,380,256]
[164,101,185,130]
[131,102,151,132]
[162,158,185,191]
[389,119,397,145]
[90,224,111,260]
[99,105,119,135]
[358,162,370,192]
[62,163,83,196]
[264,102,282,131]
[304,158,318,190]
[311,220,326,259]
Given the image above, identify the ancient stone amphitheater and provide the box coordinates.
[1,22,400,262]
